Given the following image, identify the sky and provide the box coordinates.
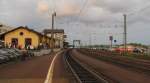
[0,0,150,45]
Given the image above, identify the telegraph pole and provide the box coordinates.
[51,12,56,52]
[123,14,127,55]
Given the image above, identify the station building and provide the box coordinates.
[43,29,66,48]
[0,26,51,49]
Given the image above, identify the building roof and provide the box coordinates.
[0,26,51,39]
[43,29,64,34]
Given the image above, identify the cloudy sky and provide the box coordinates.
[0,0,150,45]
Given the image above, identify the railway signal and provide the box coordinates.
[109,36,113,49]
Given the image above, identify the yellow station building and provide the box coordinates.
[0,26,52,49]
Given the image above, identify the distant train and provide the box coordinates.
[113,47,144,53]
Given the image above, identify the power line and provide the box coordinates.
[128,3,150,16]
[52,0,56,12]
[78,0,89,17]
[64,0,89,24]
[73,0,89,23]
[121,2,150,25]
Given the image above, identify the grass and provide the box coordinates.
[124,53,150,60]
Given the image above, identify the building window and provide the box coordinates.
[20,32,24,36]
[25,38,32,46]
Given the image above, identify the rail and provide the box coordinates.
[64,50,108,83]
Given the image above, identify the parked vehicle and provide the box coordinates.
[0,40,4,48]
[133,48,143,53]
[4,48,22,59]
[2,48,19,59]
[0,54,9,63]
[0,49,13,62]
[0,48,35,63]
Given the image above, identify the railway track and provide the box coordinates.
[78,49,150,75]
[64,50,108,83]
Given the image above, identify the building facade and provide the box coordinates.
[1,26,51,49]
[43,29,65,48]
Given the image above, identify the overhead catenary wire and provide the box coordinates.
[55,0,122,29]
[47,0,56,13]
[67,0,90,43]
[107,2,150,27]
[126,2,150,23]
[77,0,123,29]
[128,2,150,16]
[69,0,89,28]
[78,0,89,18]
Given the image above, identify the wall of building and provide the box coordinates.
[47,33,64,48]
[4,28,39,48]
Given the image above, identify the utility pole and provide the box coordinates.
[51,12,56,52]
[123,14,127,55]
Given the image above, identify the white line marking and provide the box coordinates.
[44,52,61,83]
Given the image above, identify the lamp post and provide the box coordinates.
[51,12,56,52]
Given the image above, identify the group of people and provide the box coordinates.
[4,42,51,50]
[5,43,34,50]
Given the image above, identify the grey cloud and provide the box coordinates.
[0,0,150,44]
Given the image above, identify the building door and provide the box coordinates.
[11,38,18,48]
[25,38,32,46]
